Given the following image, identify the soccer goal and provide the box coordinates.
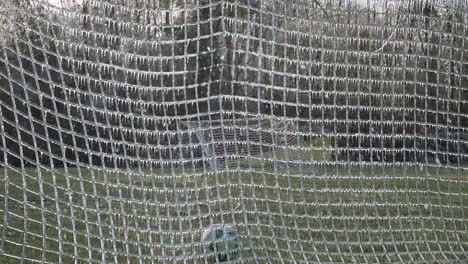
[0,0,467,263]
[179,117,306,173]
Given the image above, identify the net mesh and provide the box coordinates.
[0,0,467,262]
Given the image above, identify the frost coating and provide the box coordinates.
[0,0,467,263]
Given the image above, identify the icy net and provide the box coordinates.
[0,0,467,263]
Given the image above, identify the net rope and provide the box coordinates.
[0,0,467,263]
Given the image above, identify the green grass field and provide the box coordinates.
[0,164,466,263]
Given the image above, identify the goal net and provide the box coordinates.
[0,0,467,262]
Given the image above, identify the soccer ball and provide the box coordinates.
[201,224,242,263]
